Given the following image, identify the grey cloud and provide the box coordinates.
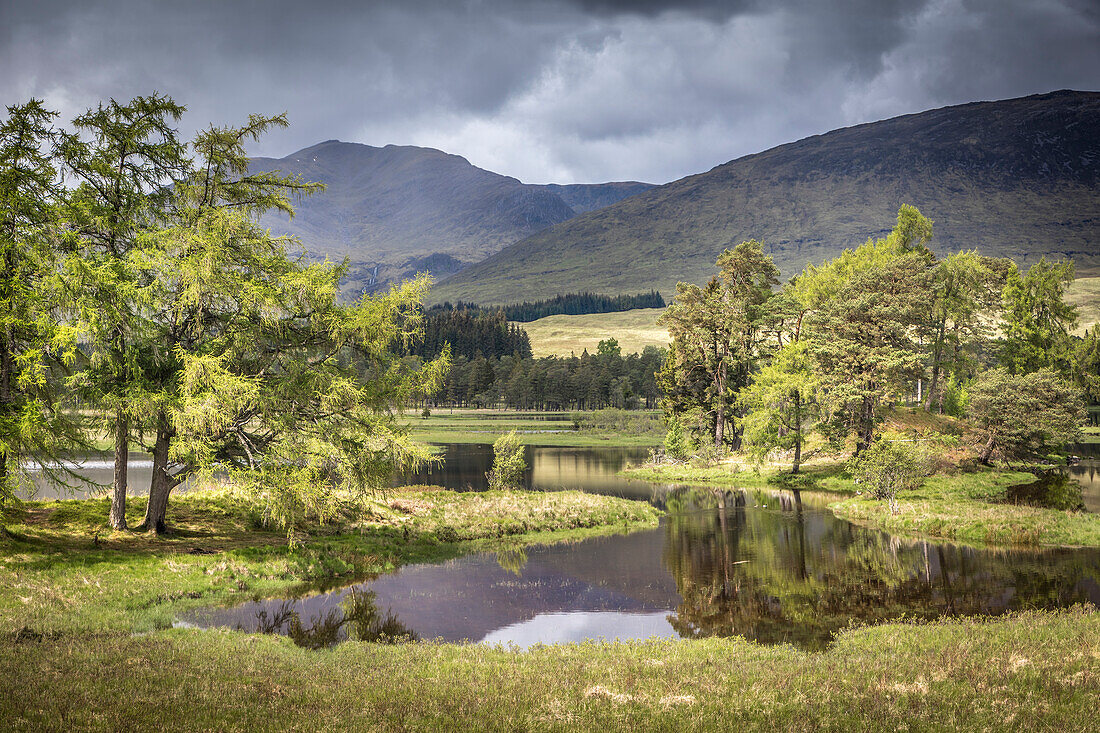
[1,0,1097,183]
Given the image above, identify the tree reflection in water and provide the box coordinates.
[246,588,417,649]
[662,487,1100,650]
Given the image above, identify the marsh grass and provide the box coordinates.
[2,607,1097,730]
[627,457,1100,547]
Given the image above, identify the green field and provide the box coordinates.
[517,308,669,357]
[402,408,664,446]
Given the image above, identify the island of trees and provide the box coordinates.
[657,205,1090,494]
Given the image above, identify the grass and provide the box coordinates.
[402,408,664,447]
[3,607,1097,730]
[1066,275,1100,334]
[518,308,669,357]
[3,455,1098,729]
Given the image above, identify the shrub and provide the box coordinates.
[849,440,931,514]
[664,416,693,460]
[486,431,526,490]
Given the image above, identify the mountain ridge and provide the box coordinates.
[431,89,1100,305]
[247,140,654,291]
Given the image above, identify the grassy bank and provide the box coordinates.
[624,459,1100,547]
[3,607,1097,730]
[402,408,664,447]
[0,486,660,635]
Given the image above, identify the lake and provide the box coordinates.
[177,443,1100,650]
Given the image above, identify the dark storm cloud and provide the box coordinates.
[1,0,1097,183]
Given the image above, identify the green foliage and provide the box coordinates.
[1000,257,1077,375]
[940,375,970,418]
[802,207,935,451]
[739,340,818,471]
[437,345,664,411]
[0,100,83,511]
[659,239,779,449]
[663,416,693,460]
[922,251,1012,410]
[968,368,1085,464]
[848,440,931,513]
[486,431,526,490]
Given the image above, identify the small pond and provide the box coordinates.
[177,444,1100,650]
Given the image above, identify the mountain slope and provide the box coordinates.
[248,141,652,291]
[431,90,1100,305]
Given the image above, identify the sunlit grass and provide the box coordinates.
[517,307,669,357]
[3,607,1097,730]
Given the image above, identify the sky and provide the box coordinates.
[2,0,1098,184]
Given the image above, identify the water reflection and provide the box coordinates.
[193,586,417,649]
[1004,473,1087,511]
[663,487,1100,649]
[399,444,666,503]
[1067,443,1100,512]
[181,480,1100,650]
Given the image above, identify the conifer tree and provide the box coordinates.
[0,101,81,512]
[659,240,778,449]
[57,94,188,529]
[130,114,321,532]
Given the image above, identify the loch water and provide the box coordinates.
[177,444,1100,650]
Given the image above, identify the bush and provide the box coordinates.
[663,416,693,460]
[849,440,931,514]
[486,431,526,490]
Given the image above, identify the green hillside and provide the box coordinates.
[431,91,1100,305]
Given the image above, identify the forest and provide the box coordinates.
[429,290,665,322]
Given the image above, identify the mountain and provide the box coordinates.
[431,90,1100,306]
[247,141,654,291]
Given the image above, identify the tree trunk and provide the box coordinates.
[855,397,875,455]
[109,408,128,530]
[978,435,996,465]
[924,320,947,411]
[792,392,802,474]
[714,360,726,449]
[141,410,175,534]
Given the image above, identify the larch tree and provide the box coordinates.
[130,114,321,533]
[57,94,188,529]
[1000,257,1078,376]
[0,101,82,513]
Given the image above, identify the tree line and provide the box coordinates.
[0,96,447,536]
[428,340,664,411]
[661,205,1087,470]
[404,308,531,361]
[430,290,665,323]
